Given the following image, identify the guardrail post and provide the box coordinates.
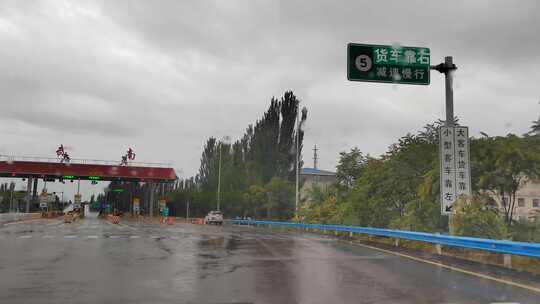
[393,238,399,247]
[435,243,442,255]
[503,254,512,268]
[349,231,353,238]
[435,233,442,255]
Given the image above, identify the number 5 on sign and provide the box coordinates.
[355,55,372,72]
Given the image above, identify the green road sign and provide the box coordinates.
[347,43,430,85]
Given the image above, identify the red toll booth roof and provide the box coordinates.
[0,157,177,182]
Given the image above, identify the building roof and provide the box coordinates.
[300,167,336,176]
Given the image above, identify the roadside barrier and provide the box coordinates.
[63,213,80,223]
[232,219,540,259]
[63,214,73,223]
[42,211,62,218]
[107,215,120,224]
[0,213,41,225]
[186,218,204,224]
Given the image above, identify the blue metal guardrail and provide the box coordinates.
[232,219,540,258]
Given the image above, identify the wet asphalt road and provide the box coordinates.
[0,214,538,304]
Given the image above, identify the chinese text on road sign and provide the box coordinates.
[440,126,471,215]
[347,43,430,85]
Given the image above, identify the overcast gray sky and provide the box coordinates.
[1,0,539,200]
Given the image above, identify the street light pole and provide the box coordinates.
[217,143,222,212]
[295,104,300,220]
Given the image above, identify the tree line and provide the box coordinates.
[301,119,540,241]
[166,91,307,219]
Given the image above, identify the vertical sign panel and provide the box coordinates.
[454,126,471,200]
[440,126,456,215]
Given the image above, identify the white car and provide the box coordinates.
[204,211,223,225]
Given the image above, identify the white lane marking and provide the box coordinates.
[108,235,120,239]
[4,219,43,226]
[86,235,99,239]
[19,235,32,239]
[129,235,140,239]
[150,235,160,239]
[42,235,55,239]
[64,235,78,239]
[356,242,540,294]
[118,223,138,231]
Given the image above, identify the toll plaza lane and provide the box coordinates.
[0,215,538,304]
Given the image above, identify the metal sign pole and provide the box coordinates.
[432,56,458,234]
[432,56,457,126]
[444,56,455,126]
